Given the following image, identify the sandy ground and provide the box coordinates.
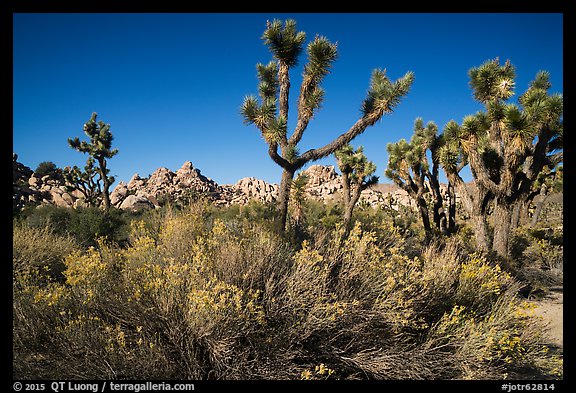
[532,289,563,351]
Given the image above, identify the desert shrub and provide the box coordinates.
[66,207,131,247]
[13,200,562,380]
[34,161,61,179]
[13,222,79,281]
[455,253,514,313]
[303,199,343,232]
[510,226,563,292]
[426,286,562,379]
[13,262,174,379]
[24,204,73,233]
[23,205,131,247]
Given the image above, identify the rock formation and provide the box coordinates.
[13,153,422,213]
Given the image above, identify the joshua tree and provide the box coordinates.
[510,72,563,230]
[385,133,433,235]
[62,157,102,207]
[68,113,118,210]
[467,60,562,256]
[241,19,414,232]
[406,118,452,234]
[335,144,378,235]
[440,59,562,257]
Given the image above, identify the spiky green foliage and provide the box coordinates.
[304,35,338,81]
[362,69,415,124]
[385,139,411,182]
[291,172,309,201]
[386,117,435,186]
[262,19,306,67]
[335,145,378,188]
[293,36,338,133]
[441,59,563,257]
[256,61,279,100]
[290,172,309,227]
[68,113,118,160]
[386,118,452,234]
[468,58,516,103]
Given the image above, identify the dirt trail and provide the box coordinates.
[531,289,563,352]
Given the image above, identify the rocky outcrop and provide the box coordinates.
[14,153,424,213]
[226,177,279,204]
[119,194,156,212]
[301,165,342,202]
[297,165,413,210]
[13,154,82,211]
[109,161,234,211]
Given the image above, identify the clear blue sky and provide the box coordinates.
[13,13,563,186]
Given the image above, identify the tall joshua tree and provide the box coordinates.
[335,144,378,235]
[68,112,118,210]
[462,59,562,257]
[241,19,414,232]
[439,59,562,257]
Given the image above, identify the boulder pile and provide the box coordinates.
[13,154,424,213]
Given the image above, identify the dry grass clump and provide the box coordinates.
[13,222,79,280]
[13,202,562,380]
[509,225,563,296]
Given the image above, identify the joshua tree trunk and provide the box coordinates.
[449,173,491,252]
[426,160,448,233]
[417,197,432,235]
[530,192,551,227]
[492,197,514,257]
[277,168,296,232]
[97,157,111,210]
[343,186,362,236]
[447,182,457,233]
[429,181,448,234]
[341,171,352,233]
[470,214,491,252]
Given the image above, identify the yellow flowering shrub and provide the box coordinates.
[13,201,563,380]
[300,363,335,380]
[427,289,561,379]
[64,247,108,287]
[121,216,268,354]
[456,253,513,310]
[285,240,329,307]
[33,283,67,308]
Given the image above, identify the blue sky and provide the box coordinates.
[13,13,563,187]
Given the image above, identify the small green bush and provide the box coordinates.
[23,205,131,247]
